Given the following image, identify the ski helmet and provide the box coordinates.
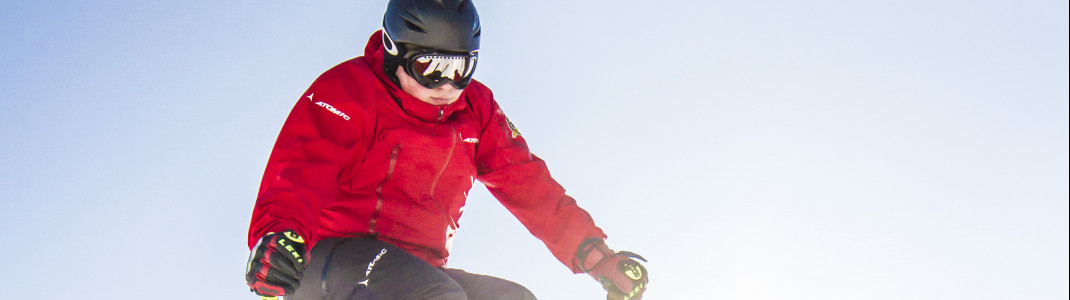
[382,0,481,89]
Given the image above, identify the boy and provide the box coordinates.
[245,1,648,299]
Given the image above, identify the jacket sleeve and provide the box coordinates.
[247,75,366,250]
[473,91,606,273]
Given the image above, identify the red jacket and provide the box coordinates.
[248,31,606,272]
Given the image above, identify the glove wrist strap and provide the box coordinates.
[576,237,612,273]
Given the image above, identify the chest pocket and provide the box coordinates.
[373,120,479,204]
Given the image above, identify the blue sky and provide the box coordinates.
[1,1,1067,299]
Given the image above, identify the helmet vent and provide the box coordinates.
[404,19,426,33]
[457,0,469,11]
[473,28,480,38]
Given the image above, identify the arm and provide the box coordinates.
[245,74,367,298]
[470,87,649,299]
[247,75,366,250]
[472,93,605,273]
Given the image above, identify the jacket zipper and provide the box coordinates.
[369,145,399,236]
[428,125,457,200]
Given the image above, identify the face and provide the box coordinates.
[396,66,463,106]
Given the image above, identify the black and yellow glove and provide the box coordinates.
[578,238,649,300]
[245,230,308,297]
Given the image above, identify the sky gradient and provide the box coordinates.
[1,1,1067,299]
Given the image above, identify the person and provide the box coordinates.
[244,1,648,299]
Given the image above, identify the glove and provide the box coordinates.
[245,230,309,297]
[577,238,649,300]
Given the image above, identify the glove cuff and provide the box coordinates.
[576,237,613,274]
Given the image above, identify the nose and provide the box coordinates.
[434,84,457,93]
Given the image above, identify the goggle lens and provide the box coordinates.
[407,52,478,89]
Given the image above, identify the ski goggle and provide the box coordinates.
[404,50,478,89]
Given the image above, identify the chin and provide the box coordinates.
[428,97,457,105]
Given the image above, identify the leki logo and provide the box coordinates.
[276,235,303,264]
[283,231,305,243]
[623,262,643,280]
[307,93,351,121]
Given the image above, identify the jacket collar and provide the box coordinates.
[364,30,468,123]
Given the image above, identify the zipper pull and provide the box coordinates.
[437,107,445,121]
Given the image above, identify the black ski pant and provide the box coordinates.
[287,237,537,300]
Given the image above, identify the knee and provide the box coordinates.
[508,284,537,300]
[491,280,536,300]
[411,278,468,300]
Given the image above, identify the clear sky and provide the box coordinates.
[1,1,1067,299]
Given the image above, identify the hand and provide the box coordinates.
[577,239,649,300]
[245,230,309,297]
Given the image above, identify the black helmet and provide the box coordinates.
[382,0,481,89]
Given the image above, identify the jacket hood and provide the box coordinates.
[363,30,468,123]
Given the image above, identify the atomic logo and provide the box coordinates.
[307,93,351,121]
[358,248,389,286]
